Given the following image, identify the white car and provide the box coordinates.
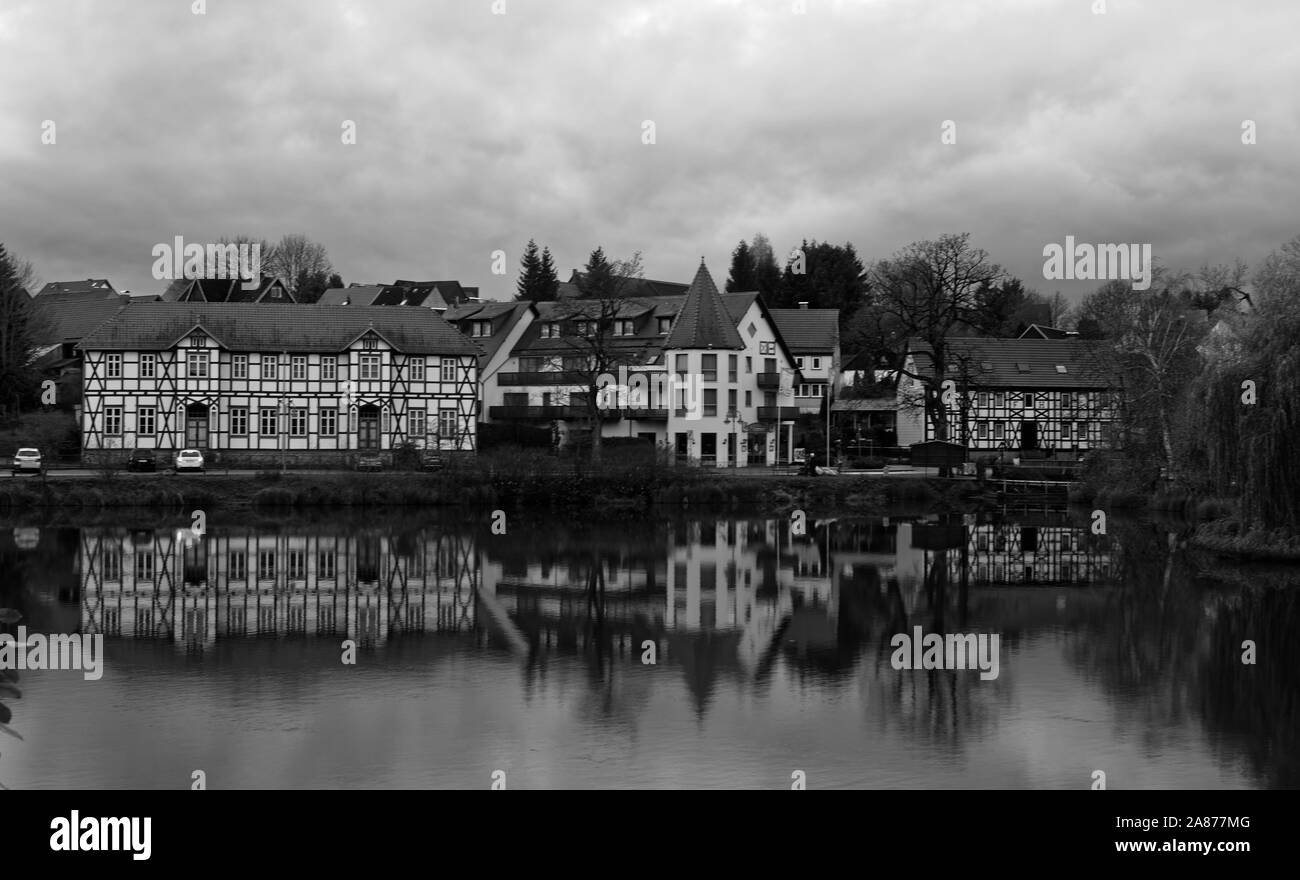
[11,448,43,475]
[175,449,205,472]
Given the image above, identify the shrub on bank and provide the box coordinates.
[1191,518,1300,562]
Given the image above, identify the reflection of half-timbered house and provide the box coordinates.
[900,338,1121,454]
[77,303,481,464]
[77,527,479,650]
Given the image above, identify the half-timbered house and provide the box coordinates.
[77,302,481,465]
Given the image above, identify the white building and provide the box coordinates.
[77,302,481,465]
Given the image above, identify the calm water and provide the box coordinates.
[1,508,1296,790]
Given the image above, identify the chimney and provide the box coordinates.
[798,301,809,309]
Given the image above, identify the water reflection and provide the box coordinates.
[1,510,1295,789]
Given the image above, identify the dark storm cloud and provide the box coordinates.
[2,0,1297,300]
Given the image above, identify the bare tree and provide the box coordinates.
[264,234,333,298]
[554,248,645,461]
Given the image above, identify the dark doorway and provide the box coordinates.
[701,433,716,466]
[185,403,209,448]
[675,432,688,463]
[748,432,767,465]
[358,404,380,450]
[1020,420,1038,450]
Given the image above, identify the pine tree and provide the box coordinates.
[538,246,559,301]
[726,239,756,292]
[750,234,783,306]
[516,239,542,300]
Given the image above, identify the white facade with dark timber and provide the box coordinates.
[77,303,481,464]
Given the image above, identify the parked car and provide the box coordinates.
[11,448,43,476]
[126,449,157,472]
[356,452,384,472]
[174,449,205,472]
[420,450,444,472]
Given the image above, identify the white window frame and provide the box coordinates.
[320,408,337,437]
[232,354,248,380]
[409,357,426,381]
[106,353,122,379]
[441,359,457,382]
[137,406,155,437]
[139,353,156,379]
[104,406,123,435]
[359,354,382,381]
[291,356,307,380]
[321,356,337,381]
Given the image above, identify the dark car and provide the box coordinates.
[420,450,444,472]
[126,449,157,472]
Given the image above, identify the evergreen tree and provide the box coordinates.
[0,244,41,415]
[538,246,559,301]
[750,234,783,306]
[516,239,542,300]
[725,239,756,292]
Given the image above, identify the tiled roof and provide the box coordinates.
[78,302,482,356]
[162,277,292,303]
[32,294,132,343]
[907,338,1116,389]
[37,279,118,297]
[1018,323,1072,339]
[443,302,532,362]
[318,285,392,306]
[769,309,839,353]
[562,272,690,300]
[393,280,471,307]
[663,262,745,350]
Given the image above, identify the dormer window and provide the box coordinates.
[575,320,590,337]
[471,320,492,337]
[658,317,672,334]
[614,319,635,337]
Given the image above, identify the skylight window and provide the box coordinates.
[1015,362,1031,373]
[1055,365,1068,374]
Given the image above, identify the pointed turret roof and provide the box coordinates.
[663,260,744,350]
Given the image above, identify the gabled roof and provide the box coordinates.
[32,294,132,344]
[560,272,690,300]
[37,279,119,297]
[393,280,473,308]
[442,301,533,362]
[906,338,1116,389]
[663,262,745,350]
[162,277,293,304]
[317,285,394,306]
[78,303,482,356]
[768,308,840,353]
[1018,323,1072,340]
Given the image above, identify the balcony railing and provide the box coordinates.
[756,372,781,389]
[496,371,588,386]
[757,406,801,421]
[617,408,669,420]
[489,405,583,420]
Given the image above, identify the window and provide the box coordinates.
[187,350,209,378]
[258,550,275,580]
[728,389,737,412]
[658,317,672,334]
[562,356,586,372]
[102,547,122,582]
[438,409,458,439]
[359,354,381,380]
[728,355,738,382]
[812,358,821,370]
[291,356,307,380]
[318,552,336,580]
[472,320,492,337]
[139,353,156,379]
[503,393,527,406]
[408,408,426,438]
[614,319,635,336]
[261,355,277,381]
[134,553,154,581]
[995,392,1005,408]
[1061,391,1073,409]
[288,550,306,581]
[745,390,752,407]
[290,408,307,436]
[104,406,123,435]
[746,322,757,338]
[703,388,717,417]
[105,353,122,378]
[232,354,248,379]
[231,407,248,436]
[675,354,688,375]
[539,322,559,339]
[978,422,989,440]
[759,341,775,355]
[796,357,805,369]
[745,357,752,373]
[1055,364,1068,374]
[321,356,337,380]
[574,320,589,336]
[701,354,717,381]
[320,408,336,437]
[362,335,378,350]
[994,422,1005,440]
[1061,422,1072,441]
[409,357,425,381]
[978,392,989,409]
[1023,393,1035,408]
[259,408,278,435]
[228,551,246,581]
[137,406,155,437]
[441,359,457,382]
[1077,421,1087,441]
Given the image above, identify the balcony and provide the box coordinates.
[616,407,669,420]
[756,372,781,389]
[496,371,588,386]
[489,405,583,420]
[757,406,801,421]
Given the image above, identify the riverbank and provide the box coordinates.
[0,467,984,517]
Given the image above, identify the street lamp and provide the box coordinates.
[724,409,740,468]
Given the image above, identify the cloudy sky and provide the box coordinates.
[2,0,1297,302]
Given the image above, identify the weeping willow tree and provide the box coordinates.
[1186,250,1300,530]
